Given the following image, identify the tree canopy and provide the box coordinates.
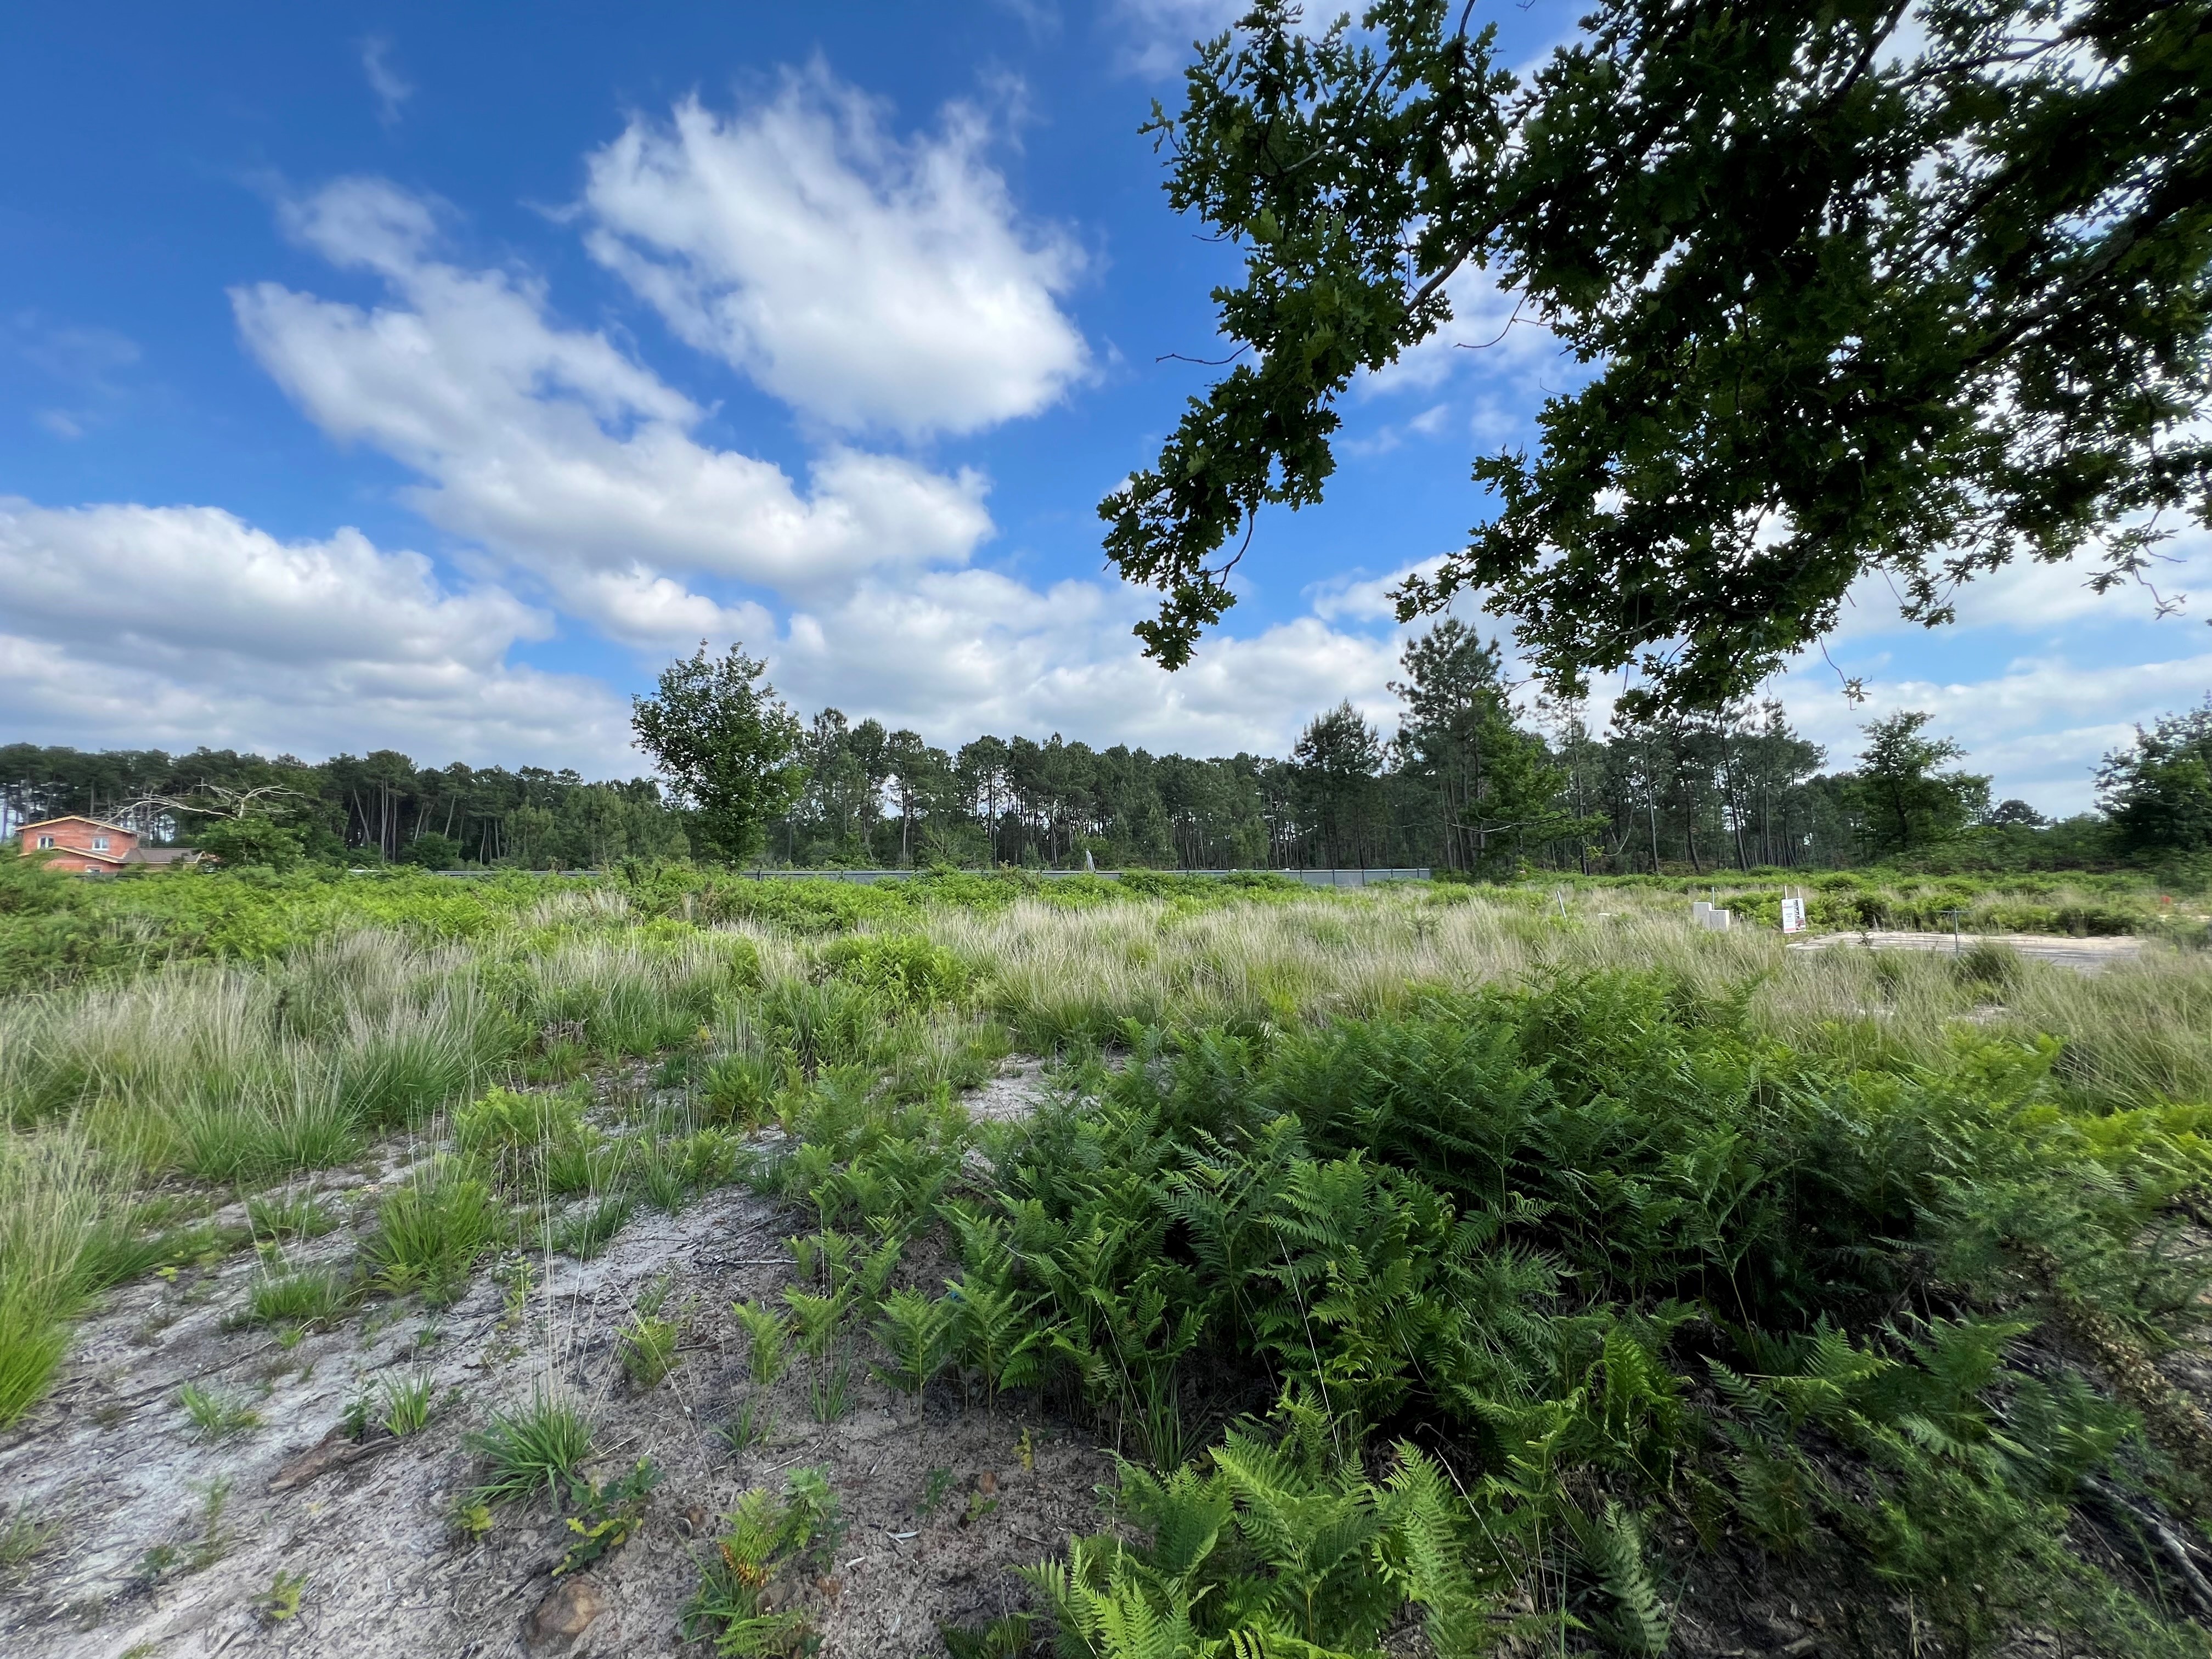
[1104,0,2212,714]
[630,642,808,865]
[2099,696,2212,854]
[1846,709,1993,856]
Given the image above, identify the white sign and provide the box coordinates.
[1780,896,1807,934]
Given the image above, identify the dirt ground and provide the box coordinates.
[0,1060,1106,1659]
[1785,929,2146,972]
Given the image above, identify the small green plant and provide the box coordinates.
[550,1194,632,1259]
[917,1465,956,1519]
[871,1287,952,1423]
[378,1369,435,1437]
[0,1506,58,1576]
[180,1480,234,1574]
[620,1314,680,1390]
[448,1497,495,1542]
[255,1567,308,1622]
[683,1468,844,1656]
[362,1161,509,1304]
[939,1613,1034,1659]
[454,1084,585,1161]
[555,1458,663,1576]
[1565,1500,1673,1656]
[246,1190,338,1240]
[246,1266,351,1329]
[719,1398,775,1453]
[494,1256,536,1328]
[782,1286,844,1363]
[542,1126,613,1197]
[467,1389,596,1510]
[731,1299,792,1388]
[808,1363,853,1425]
[177,1384,259,1441]
[961,1487,998,1527]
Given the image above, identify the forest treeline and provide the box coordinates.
[5,622,2202,876]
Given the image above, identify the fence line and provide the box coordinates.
[426,866,1431,885]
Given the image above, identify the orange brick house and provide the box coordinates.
[15,815,197,874]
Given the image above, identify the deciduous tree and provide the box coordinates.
[1105,0,2212,715]
[630,642,806,865]
[2098,696,2212,856]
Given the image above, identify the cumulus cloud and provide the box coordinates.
[771,568,1407,755]
[1767,639,2212,815]
[0,498,634,766]
[233,177,994,613]
[581,74,1090,439]
[1825,524,2212,642]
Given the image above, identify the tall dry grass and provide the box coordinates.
[926,889,2212,1107]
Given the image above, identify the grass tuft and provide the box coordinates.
[177,1383,259,1441]
[363,1161,508,1304]
[467,1388,596,1510]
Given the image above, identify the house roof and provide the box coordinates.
[29,845,129,866]
[19,814,134,836]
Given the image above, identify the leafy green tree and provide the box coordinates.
[1391,620,1596,874]
[1847,711,1991,858]
[1293,701,1385,865]
[630,642,806,865]
[1105,0,2212,714]
[194,815,308,870]
[2098,697,2212,856]
[395,831,463,869]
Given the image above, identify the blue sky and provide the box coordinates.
[2,2,2205,814]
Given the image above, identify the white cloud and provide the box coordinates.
[581,75,1090,439]
[0,498,634,766]
[359,37,413,127]
[1827,524,2212,641]
[1108,0,1248,77]
[233,177,994,614]
[772,568,1407,755]
[1304,555,1447,624]
[1359,264,1557,400]
[551,565,777,654]
[1771,645,2212,814]
[203,172,1419,763]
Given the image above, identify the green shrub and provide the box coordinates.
[969,975,2212,1654]
[177,1383,260,1440]
[246,1189,339,1240]
[816,933,971,1008]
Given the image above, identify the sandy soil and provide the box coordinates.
[1785,929,2147,972]
[0,1063,1099,1659]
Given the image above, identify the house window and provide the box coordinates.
[93,836,110,851]
[36,834,53,849]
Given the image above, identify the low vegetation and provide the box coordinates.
[4,864,2212,1654]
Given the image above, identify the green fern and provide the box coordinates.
[729,1299,790,1389]
[1565,1501,1671,1656]
[870,1287,952,1417]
